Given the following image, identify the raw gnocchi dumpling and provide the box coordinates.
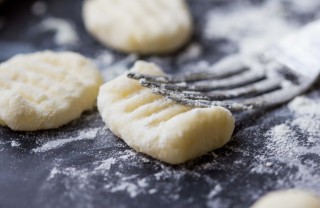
[251,189,320,208]
[97,61,235,164]
[0,51,103,131]
[82,0,193,54]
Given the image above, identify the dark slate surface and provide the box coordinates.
[0,0,320,208]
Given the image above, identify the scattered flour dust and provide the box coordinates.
[38,17,79,46]
[32,127,100,153]
[94,50,114,69]
[44,147,220,201]
[177,42,202,63]
[206,184,223,207]
[289,96,320,139]
[207,184,222,199]
[265,124,300,158]
[259,95,320,189]
[98,54,138,81]
[183,0,311,75]
[265,96,320,150]
[107,177,148,198]
[205,0,298,56]
[11,140,21,147]
[46,149,159,198]
[287,0,320,14]
[95,158,116,171]
[289,96,320,116]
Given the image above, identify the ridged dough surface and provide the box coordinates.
[97,61,235,164]
[0,51,103,131]
[251,190,320,208]
[82,0,193,54]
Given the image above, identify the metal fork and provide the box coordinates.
[127,20,320,111]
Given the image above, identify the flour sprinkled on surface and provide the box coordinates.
[289,96,320,116]
[205,1,298,56]
[286,0,320,14]
[245,93,320,191]
[38,17,79,46]
[99,54,138,81]
[95,158,116,171]
[265,124,299,158]
[94,50,114,69]
[207,184,222,199]
[11,140,20,147]
[177,42,202,63]
[32,127,100,153]
[289,97,320,139]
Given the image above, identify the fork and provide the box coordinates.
[127,20,320,111]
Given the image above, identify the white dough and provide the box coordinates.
[97,61,235,164]
[0,51,103,131]
[82,0,193,54]
[251,189,320,208]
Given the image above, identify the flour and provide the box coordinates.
[99,54,138,81]
[247,93,320,189]
[265,124,300,158]
[10,140,20,147]
[94,50,114,69]
[286,0,320,14]
[181,0,309,76]
[205,1,298,56]
[289,96,320,116]
[38,17,79,46]
[95,158,116,171]
[207,184,222,199]
[110,182,140,198]
[149,189,157,194]
[32,127,100,153]
[46,149,154,198]
[184,60,210,73]
[289,97,320,139]
[177,42,202,63]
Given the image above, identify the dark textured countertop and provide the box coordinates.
[0,0,320,208]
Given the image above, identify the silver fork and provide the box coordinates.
[127,20,320,111]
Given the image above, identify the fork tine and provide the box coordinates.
[165,96,253,111]
[139,69,266,91]
[127,55,248,83]
[168,82,308,111]
[162,86,299,111]
[127,66,248,83]
[240,83,310,108]
[150,78,282,100]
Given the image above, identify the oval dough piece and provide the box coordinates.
[82,0,193,54]
[0,51,103,131]
[97,61,235,164]
[251,189,320,208]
